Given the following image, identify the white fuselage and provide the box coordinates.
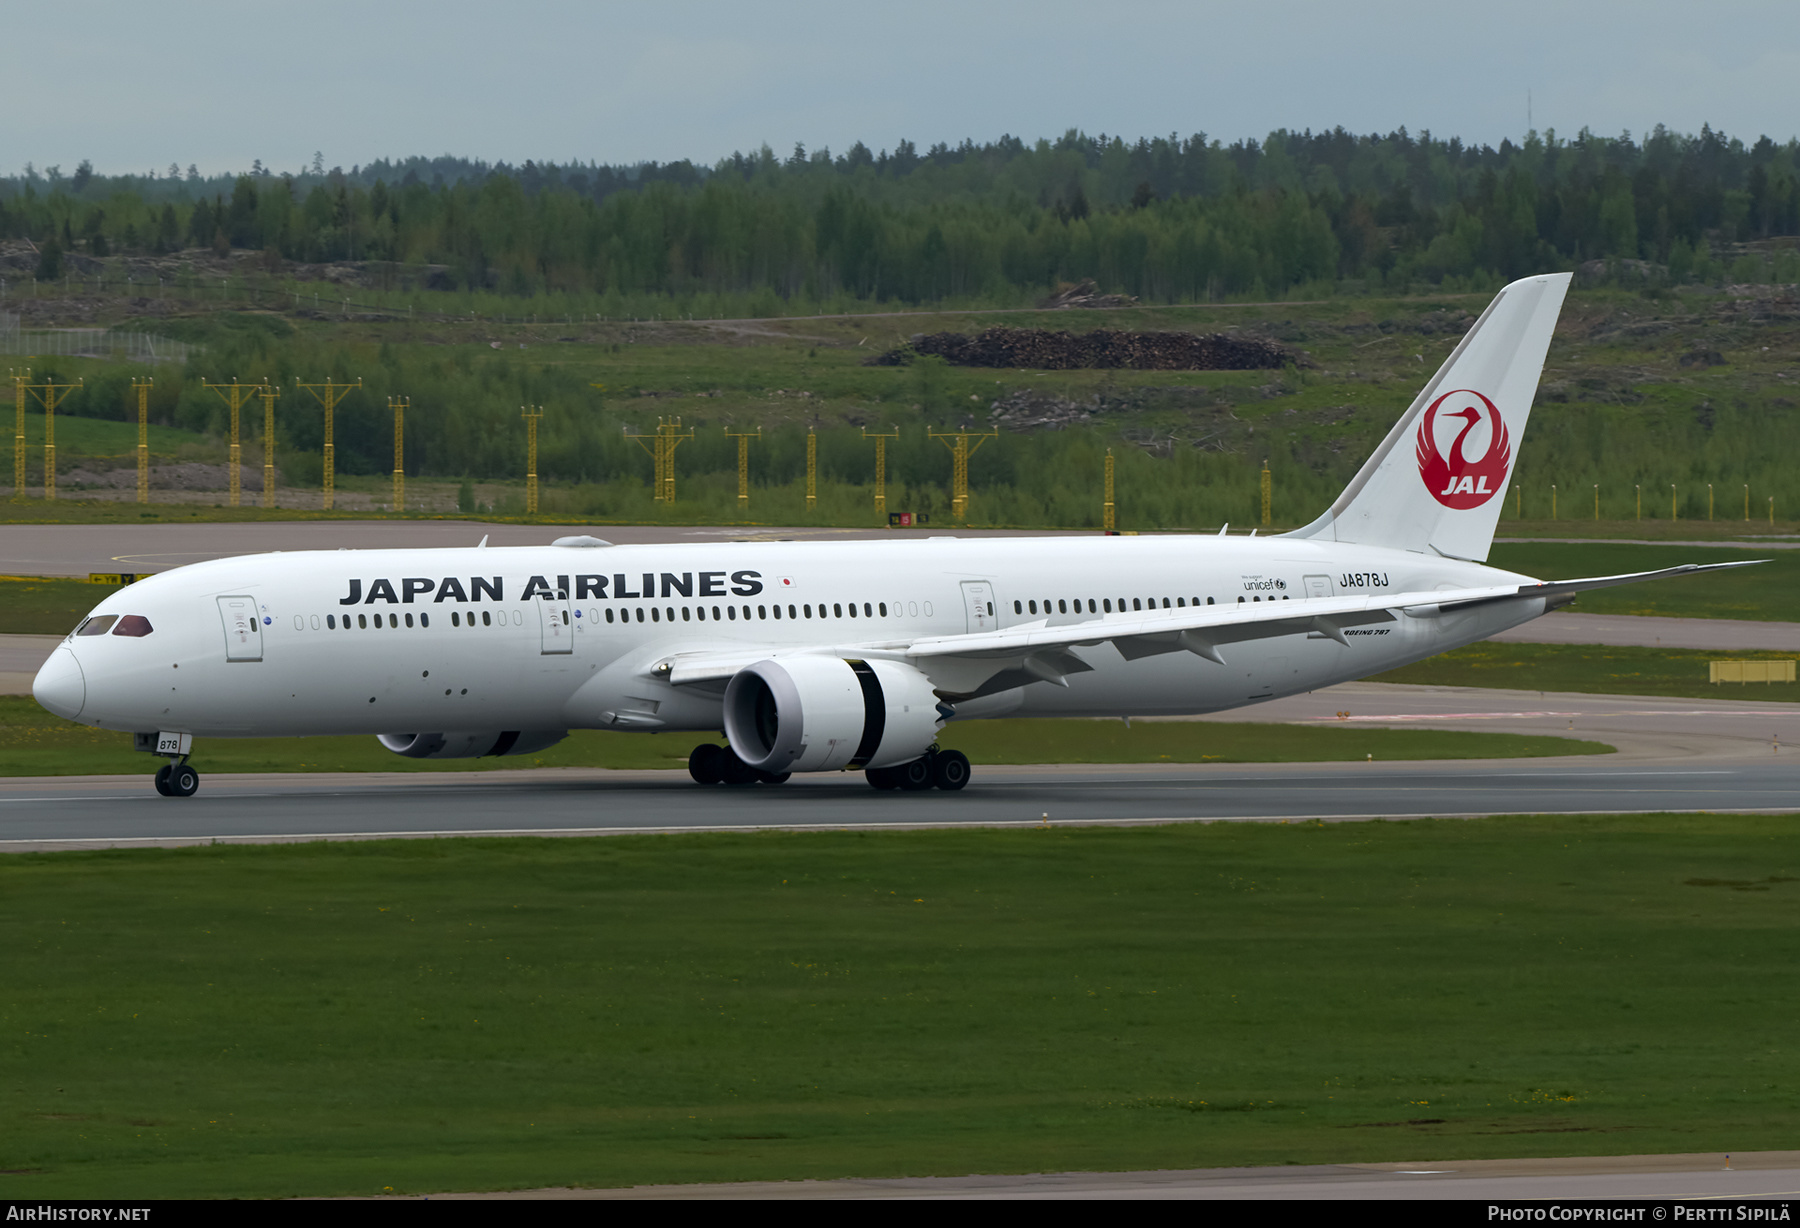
[44,534,1545,741]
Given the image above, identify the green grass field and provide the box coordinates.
[5,409,208,461]
[0,578,122,635]
[4,817,1796,1196]
[9,280,1800,534]
[0,697,1603,777]
[1370,642,1800,701]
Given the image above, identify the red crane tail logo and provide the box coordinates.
[1416,390,1510,510]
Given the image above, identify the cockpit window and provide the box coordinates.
[77,615,118,636]
[112,615,154,637]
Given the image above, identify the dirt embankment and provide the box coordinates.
[869,326,1298,370]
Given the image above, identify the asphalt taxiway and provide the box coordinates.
[5,738,1796,854]
[428,1150,1800,1200]
[3,681,1796,851]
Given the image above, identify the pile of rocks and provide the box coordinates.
[986,390,1100,430]
[60,462,272,492]
[869,326,1294,370]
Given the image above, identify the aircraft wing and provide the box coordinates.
[657,560,1761,691]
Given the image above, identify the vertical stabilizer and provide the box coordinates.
[1284,272,1570,561]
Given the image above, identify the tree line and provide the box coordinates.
[3,125,1799,304]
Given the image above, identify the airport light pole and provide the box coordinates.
[295,378,361,512]
[132,377,152,504]
[202,378,262,507]
[864,426,899,518]
[390,396,409,512]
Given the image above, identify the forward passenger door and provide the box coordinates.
[217,595,263,662]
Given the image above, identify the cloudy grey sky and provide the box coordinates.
[12,1,1800,177]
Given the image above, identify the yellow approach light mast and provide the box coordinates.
[295,378,361,511]
[203,378,264,507]
[27,376,81,502]
[863,426,899,517]
[625,424,664,499]
[258,382,279,509]
[132,377,153,504]
[522,405,544,514]
[628,418,692,503]
[11,368,28,502]
[929,427,997,522]
[724,426,760,512]
[390,396,410,512]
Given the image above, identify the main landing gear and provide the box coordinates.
[684,743,971,791]
[865,747,970,792]
[154,759,200,798]
[687,743,791,787]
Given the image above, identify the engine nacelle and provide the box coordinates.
[377,730,568,759]
[723,657,946,774]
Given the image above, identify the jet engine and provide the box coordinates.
[376,730,568,759]
[722,657,948,774]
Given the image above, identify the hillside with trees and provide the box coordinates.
[3,124,1799,307]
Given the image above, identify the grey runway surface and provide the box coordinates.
[6,748,1798,853]
[0,632,61,694]
[1189,681,1799,761]
[1486,610,1800,651]
[472,1151,1800,1200]
[4,684,1797,850]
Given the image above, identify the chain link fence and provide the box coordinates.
[0,312,199,363]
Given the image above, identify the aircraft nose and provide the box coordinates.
[33,647,85,720]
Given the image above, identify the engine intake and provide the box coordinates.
[723,657,946,774]
[377,730,568,759]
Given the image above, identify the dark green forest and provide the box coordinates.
[6,124,1800,305]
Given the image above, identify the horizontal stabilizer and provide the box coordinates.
[1440,560,1767,610]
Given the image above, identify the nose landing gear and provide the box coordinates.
[153,760,200,798]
